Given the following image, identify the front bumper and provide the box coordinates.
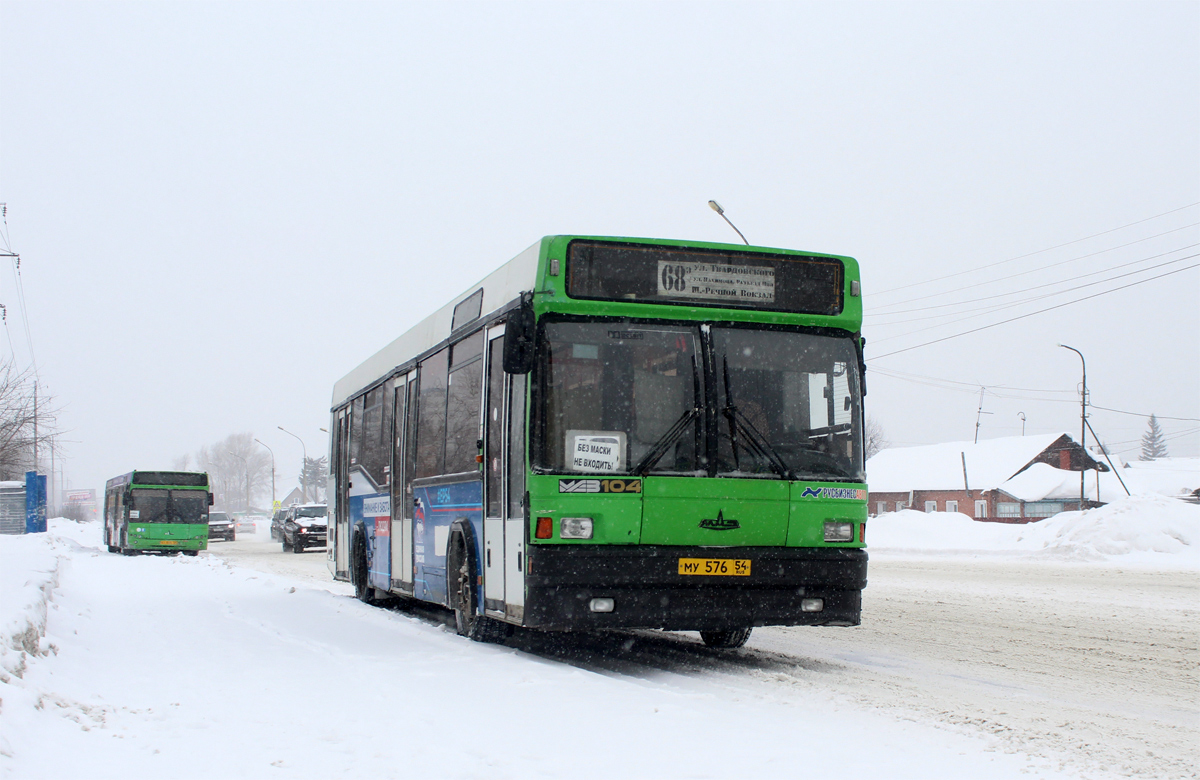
[208,527,236,541]
[523,545,867,631]
[292,534,327,549]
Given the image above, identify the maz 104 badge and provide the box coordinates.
[566,430,625,473]
[559,478,642,494]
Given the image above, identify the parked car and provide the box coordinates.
[208,511,236,542]
[270,509,288,541]
[237,515,265,535]
[282,504,328,553]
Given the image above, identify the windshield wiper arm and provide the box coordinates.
[634,357,702,476]
[722,358,791,479]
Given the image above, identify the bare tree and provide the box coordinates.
[865,414,889,461]
[193,432,273,512]
[0,361,57,481]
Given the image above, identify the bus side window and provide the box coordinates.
[404,377,418,504]
[349,395,365,468]
[486,336,504,517]
[416,348,449,478]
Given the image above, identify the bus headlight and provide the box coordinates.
[823,522,854,542]
[560,517,593,540]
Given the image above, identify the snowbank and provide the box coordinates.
[0,528,65,679]
[869,495,1199,566]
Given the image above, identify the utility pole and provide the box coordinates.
[1017,412,1026,436]
[973,387,992,443]
[1059,344,1087,509]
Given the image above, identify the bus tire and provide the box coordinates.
[183,550,198,557]
[351,531,378,605]
[700,628,752,649]
[447,527,506,643]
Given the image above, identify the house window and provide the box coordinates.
[996,502,1021,518]
[876,501,886,515]
[1024,501,1066,517]
[945,500,958,514]
[975,500,988,518]
[924,500,937,513]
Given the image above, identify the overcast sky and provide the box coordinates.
[1,0,1197,498]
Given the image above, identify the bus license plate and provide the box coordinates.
[678,558,750,576]
[158,540,179,546]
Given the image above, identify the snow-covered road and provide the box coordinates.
[3,521,1196,779]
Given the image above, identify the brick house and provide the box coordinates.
[866,433,1115,523]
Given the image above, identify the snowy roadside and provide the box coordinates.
[1,520,1097,780]
[868,494,1200,568]
[1,529,66,681]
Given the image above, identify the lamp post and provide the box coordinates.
[1058,344,1087,509]
[227,451,250,513]
[278,426,308,502]
[1017,412,1026,436]
[254,438,275,509]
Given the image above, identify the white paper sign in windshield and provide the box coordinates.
[567,431,626,473]
[657,260,775,303]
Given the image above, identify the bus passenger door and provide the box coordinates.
[504,371,528,620]
[332,408,351,579]
[391,373,414,594]
[483,329,506,614]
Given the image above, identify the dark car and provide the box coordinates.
[208,511,236,542]
[270,509,288,541]
[282,504,327,553]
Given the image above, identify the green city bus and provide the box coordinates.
[104,471,212,555]
[329,236,867,647]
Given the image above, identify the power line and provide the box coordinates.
[867,261,1200,360]
[1088,405,1200,423]
[866,241,1198,320]
[869,251,1199,339]
[869,202,1200,298]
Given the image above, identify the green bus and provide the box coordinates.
[329,236,867,647]
[104,471,212,555]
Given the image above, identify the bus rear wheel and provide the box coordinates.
[700,628,752,649]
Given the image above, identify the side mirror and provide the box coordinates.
[208,493,215,506]
[502,294,536,374]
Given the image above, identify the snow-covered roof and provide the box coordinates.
[1122,458,1200,497]
[866,432,1076,492]
[997,462,1128,503]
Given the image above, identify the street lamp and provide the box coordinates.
[254,438,276,508]
[1058,344,1087,509]
[278,426,308,502]
[1017,412,1026,436]
[227,451,250,513]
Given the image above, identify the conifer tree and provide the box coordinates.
[1139,414,1168,461]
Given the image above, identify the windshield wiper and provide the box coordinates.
[722,358,791,479]
[633,356,701,476]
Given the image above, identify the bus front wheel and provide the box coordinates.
[351,532,378,605]
[700,628,752,649]
[447,529,506,643]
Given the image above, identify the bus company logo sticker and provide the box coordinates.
[801,487,867,500]
[362,496,390,517]
[559,478,642,494]
[698,510,739,530]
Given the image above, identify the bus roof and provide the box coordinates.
[106,471,210,490]
[331,235,861,410]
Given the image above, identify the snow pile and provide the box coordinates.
[869,495,1199,566]
[0,529,63,679]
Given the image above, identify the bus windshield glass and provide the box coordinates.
[539,322,702,475]
[129,488,208,523]
[171,490,209,523]
[713,327,863,481]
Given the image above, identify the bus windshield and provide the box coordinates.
[129,488,208,523]
[712,327,863,481]
[537,321,863,480]
[540,321,702,475]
